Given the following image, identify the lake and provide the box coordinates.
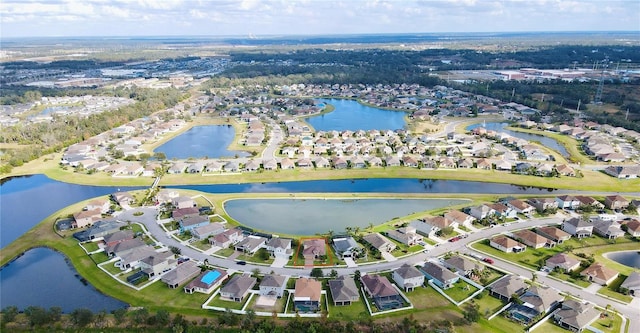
[155,125,250,159]
[0,247,127,312]
[605,251,640,269]
[466,122,569,157]
[306,98,407,131]
[224,198,469,235]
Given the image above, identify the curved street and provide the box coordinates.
[117,207,639,332]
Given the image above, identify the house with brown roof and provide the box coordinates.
[172,207,200,220]
[328,276,360,306]
[294,277,322,312]
[490,235,526,253]
[546,253,581,272]
[553,300,600,332]
[192,222,225,240]
[363,233,396,253]
[489,275,527,302]
[555,164,575,177]
[220,275,257,302]
[507,199,534,215]
[528,198,559,212]
[575,196,604,210]
[386,226,423,246]
[513,229,555,249]
[112,191,135,207]
[444,210,475,227]
[302,238,327,259]
[210,228,244,248]
[360,274,402,308]
[393,264,425,292]
[536,226,571,243]
[605,195,629,211]
[73,208,103,228]
[581,263,619,286]
[423,216,454,229]
[623,219,640,237]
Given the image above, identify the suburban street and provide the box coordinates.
[117,207,639,332]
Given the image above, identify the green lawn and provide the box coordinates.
[89,252,110,264]
[207,294,246,310]
[443,280,479,302]
[237,250,274,265]
[326,287,368,320]
[209,215,226,223]
[81,241,100,252]
[100,261,124,275]
[471,294,506,318]
[597,275,633,303]
[405,285,454,309]
[470,314,528,333]
[215,247,235,257]
[532,313,622,333]
[548,270,591,288]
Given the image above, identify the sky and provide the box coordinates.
[1,0,639,38]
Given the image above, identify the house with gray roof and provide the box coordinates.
[409,219,439,238]
[105,237,147,257]
[73,220,124,242]
[620,271,640,297]
[332,236,364,259]
[393,264,425,292]
[179,215,209,234]
[562,218,593,238]
[184,269,229,294]
[360,274,402,309]
[421,262,459,290]
[139,251,176,277]
[489,275,527,302]
[328,275,360,306]
[259,274,288,298]
[593,220,625,239]
[386,226,423,246]
[117,246,158,271]
[553,300,600,332]
[234,235,267,254]
[192,222,225,240]
[363,233,396,253]
[546,253,581,272]
[161,261,201,289]
[265,237,293,259]
[508,285,563,323]
[220,275,257,302]
[444,255,483,276]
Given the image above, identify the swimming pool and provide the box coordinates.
[201,270,221,285]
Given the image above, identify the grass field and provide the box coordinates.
[597,275,633,304]
[443,280,479,303]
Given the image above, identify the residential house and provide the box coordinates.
[575,196,604,210]
[444,210,475,228]
[593,220,625,239]
[624,220,640,237]
[490,235,526,253]
[179,215,209,234]
[556,195,581,210]
[191,222,225,240]
[363,233,396,253]
[604,195,629,211]
[73,220,124,242]
[139,251,176,277]
[183,269,229,294]
[556,164,576,177]
[294,277,322,312]
[409,219,439,238]
[469,204,496,220]
[105,238,147,257]
[161,261,202,289]
[302,238,327,259]
[103,230,134,247]
[507,199,534,215]
[489,203,517,218]
[545,253,581,273]
[172,207,200,220]
[386,226,423,246]
[536,226,571,244]
[604,165,640,179]
[234,235,267,255]
[562,218,593,238]
[620,271,640,297]
[220,275,257,302]
[444,255,483,276]
[328,276,360,306]
[489,275,527,302]
[581,263,619,286]
[553,300,600,332]
[332,237,364,259]
[420,262,459,290]
[112,191,135,207]
[423,216,455,229]
[85,199,110,214]
[117,246,158,271]
[510,286,563,323]
[259,274,288,298]
[210,228,244,248]
[393,264,425,292]
[73,208,102,228]
[360,274,402,308]
[528,198,559,212]
[265,237,293,259]
[173,196,195,209]
[513,229,555,249]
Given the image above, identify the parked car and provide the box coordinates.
[449,236,461,242]
[482,258,494,264]
[236,261,246,266]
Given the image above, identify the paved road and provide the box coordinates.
[120,206,638,332]
[261,119,284,160]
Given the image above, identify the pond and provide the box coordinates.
[155,125,250,159]
[466,122,569,157]
[305,98,407,131]
[604,251,640,269]
[224,198,469,235]
[0,247,127,312]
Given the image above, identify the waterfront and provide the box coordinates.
[466,122,569,157]
[605,250,640,269]
[155,125,250,159]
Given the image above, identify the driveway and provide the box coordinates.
[343,257,358,268]
[381,251,397,262]
[271,257,289,268]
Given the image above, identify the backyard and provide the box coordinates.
[442,280,480,303]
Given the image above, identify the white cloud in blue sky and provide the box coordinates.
[1,0,638,37]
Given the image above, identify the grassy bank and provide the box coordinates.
[505,126,596,165]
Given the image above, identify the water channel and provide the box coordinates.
[466,122,570,157]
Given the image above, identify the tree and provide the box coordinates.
[354,270,361,282]
[130,308,149,327]
[330,269,338,278]
[463,303,480,322]
[155,309,170,326]
[252,268,261,278]
[24,306,49,327]
[70,308,94,328]
[94,310,108,328]
[112,308,127,325]
[1,306,19,324]
[310,268,324,278]
[169,246,182,255]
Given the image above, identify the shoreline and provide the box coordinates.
[602,250,640,270]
